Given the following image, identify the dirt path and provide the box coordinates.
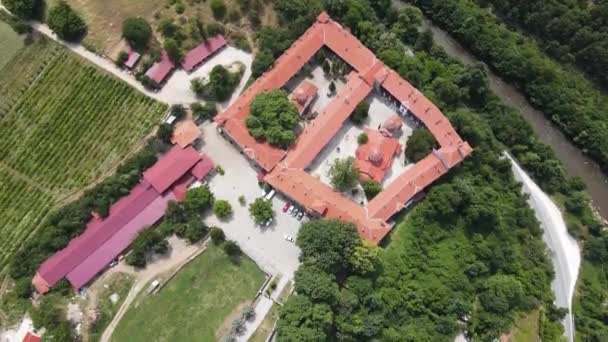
[99,237,207,342]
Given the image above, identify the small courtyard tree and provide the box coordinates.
[210,227,226,245]
[350,101,369,124]
[249,197,274,224]
[328,157,359,192]
[214,200,233,219]
[183,186,214,214]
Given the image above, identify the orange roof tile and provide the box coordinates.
[217,12,472,243]
[171,119,200,148]
[355,129,401,182]
[283,75,371,169]
[265,167,391,243]
[290,79,318,114]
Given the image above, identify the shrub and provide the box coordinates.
[238,195,246,205]
[210,227,225,244]
[122,17,152,50]
[362,179,382,199]
[357,132,368,144]
[351,101,369,124]
[194,65,243,101]
[164,38,183,63]
[216,165,225,175]
[116,51,129,67]
[249,198,274,224]
[328,81,336,94]
[223,240,241,256]
[214,200,233,219]
[156,123,173,143]
[175,1,185,14]
[210,0,227,19]
[184,218,208,243]
[170,104,186,120]
[191,102,218,121]
[47,1,87,42]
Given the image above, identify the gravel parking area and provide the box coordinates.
[198,123,302,278]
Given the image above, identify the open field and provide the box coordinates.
[0,20,24,71]
[58,0,277,54]
[0,36,166,270]
[87,272,135,342]
[111,245,265,342]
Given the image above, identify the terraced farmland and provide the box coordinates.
[0,20,23,71]
[0,36,167,269]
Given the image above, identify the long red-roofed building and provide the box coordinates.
[181,34,226,72]
[33,145,214,293]
[216,12,472,244]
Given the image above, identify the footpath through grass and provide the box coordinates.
[112,246,265,342]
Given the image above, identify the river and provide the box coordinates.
[419,18,608,219]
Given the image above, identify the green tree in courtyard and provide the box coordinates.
[210,227,225,245]
[362,179,381,199]
[47,1,87,42]
[405,129,437,162]
[183,186,214,214]
[245,90,299,148]
[328,157,359,192]
[350,101,369,124]
[122,17,152,51]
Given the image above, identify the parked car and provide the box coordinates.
[283,234,294,242]
[297,211,304,221]
[265,217,273,226]
[283,202,291,213]
[291,208,299,217]
[287,205,295,215]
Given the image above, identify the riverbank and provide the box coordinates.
[417,17,608,221]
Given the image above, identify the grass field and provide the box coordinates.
[112,246,265,342]
[0,20,24,71]
[0,36,166,269]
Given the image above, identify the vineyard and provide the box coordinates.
[0,20,24,71]
[0,37,167,269]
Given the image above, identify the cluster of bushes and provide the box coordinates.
[125,228,169,267]
[122,17,152,51]
[245,89,299,148]
[191,64,244,102]
[47,1,87,42]
[415,0,608,176]
[3,0,43,20]
[190,101,217,122]
[405,128,437,162]
[480,0,608,88]
[9,140,162,283]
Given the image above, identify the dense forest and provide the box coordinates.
[262,0,608,339]
[478,0,608,88]
[411,0,608,179]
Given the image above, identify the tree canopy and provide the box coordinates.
[122,17,152,51]
[405,129,437,162]
[213,199,233,219]
[3,0,42,19]
[328,157,359,192]
[248,197,274,224]
[350,101,369,124]
[47,1,87,42]
[245,90,299,148]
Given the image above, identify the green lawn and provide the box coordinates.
[112,246,265,342]
[0,20,24,71]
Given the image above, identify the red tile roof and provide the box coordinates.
[355,129,401,182]
[191,155,214,179]
[22,332,41,342]
[218,12,472,243]
[145,50,175,84]
[33,146,213,293]
[124,50,141,69]
[290,79,318,114]
[171,119,200,148]
[143,145,202,193]
[181,34,226,72]
[66,191,176,290]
